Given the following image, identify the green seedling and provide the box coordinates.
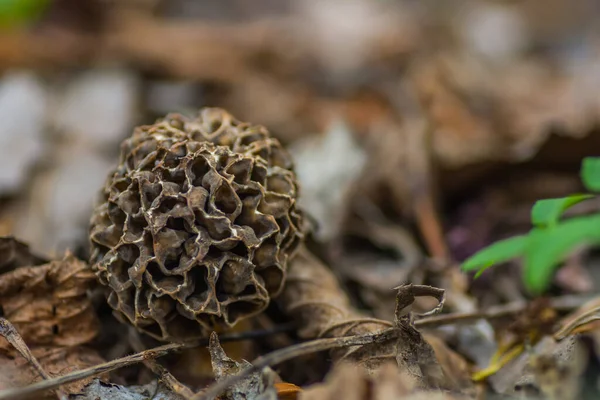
[0,0,50,29]
[462,157,600,295]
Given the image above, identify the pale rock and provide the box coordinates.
[12,145,115,255]
[0,71,47,194]
[290,118,367,241]
[461,2,528,63]
[54,69,139,146]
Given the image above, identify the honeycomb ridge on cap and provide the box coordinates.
[89,108,304,341]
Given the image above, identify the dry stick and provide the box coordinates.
[0,342,184,400]
[128,327,195,400]
[192,328,401,400]
[552,297,600,340]
[0,329,399,400]
[144,359,195,399]
[0,294,589,400]
[196,284,445,400]
[0,318,52,380]
[197,291,591,400]
[415,294,594,328]
[0,318,68,400]
[0,325,295,400]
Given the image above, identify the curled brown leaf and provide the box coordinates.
[0,237,46,273]
[0,239,103,398]
[0,346,105,399]
[278,246,454,388]
[0,252,99,350]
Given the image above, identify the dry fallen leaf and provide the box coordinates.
[0,237,104,398]
[279,246,456,389]
[0,346,106,398]
[331,215,424,322]
[0,251,99,350]
[0,237,46,272]
[299,362,466,400]
[474,298,557,381]
[422,333,473,392]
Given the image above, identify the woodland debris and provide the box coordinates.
[414,294,594,329]
[71,379,184,400]
[126,328,195,399]
[4,1,599,167]
[0,326,298,400]
[1,2,600,400]
[53,69,139,147]
[299,362,467,400]
[194,328,403,400]
[198,273,458,397]
[207,332,277,400]
[420,333,472,393]
[0,238,103,398]
[290,118,367,242]
[279,245,456,388]
[487,335,590,398]
[0,318,66,400]
[0,342,184,400]
[0,237,46,269]
[526,341,587,400]
[554,296,600,340]
[18,148,116,255]
[0,72,47,195]
[479,296,600,397]
[473,298,558,381]
[330,213,424,321]
[0,346,106,399]
[0,251,99,349]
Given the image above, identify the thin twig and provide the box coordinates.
[128,327,194,399]
[0,342,184,400]
[0,318,68,400]
[145,359,195,399]
[191,292,592,399]
[192,328,401,400]
[0,324,295,400]
[553,298,600,341]
[415,294,594,328]
[0,318,52,381]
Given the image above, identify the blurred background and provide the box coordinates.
[0,0,599,295]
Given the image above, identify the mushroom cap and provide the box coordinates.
[89,108,304,341]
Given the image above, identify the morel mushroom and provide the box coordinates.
[89,108,304,341]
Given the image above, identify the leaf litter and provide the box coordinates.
[2,1,600,399]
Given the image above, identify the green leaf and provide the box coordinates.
[524,214,600,294]
[461,235,528,273]
[531,195,594,228]
[0,0,50,29]
[474,263,495,279]
[581,157,600,193]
